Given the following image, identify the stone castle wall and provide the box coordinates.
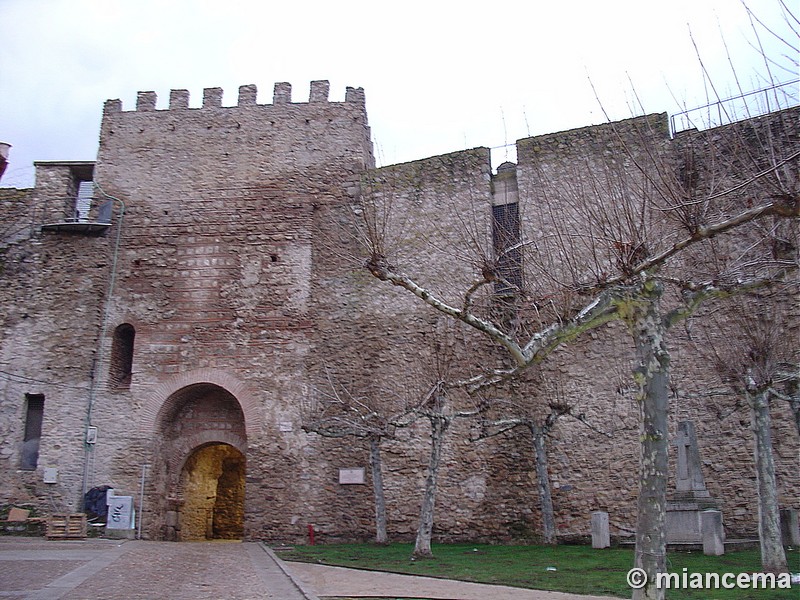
[0,82,796,544]
[503,108,800,538]
[0,169,110,512]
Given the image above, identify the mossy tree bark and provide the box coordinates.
[369,435,389,545]
[530,423,557,545]
[747,388,788,573]
[413,409,450,558]
[625,281,669,600]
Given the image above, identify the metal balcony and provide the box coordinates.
[40,197,113,234]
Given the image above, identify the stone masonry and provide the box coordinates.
[0,81,797,544]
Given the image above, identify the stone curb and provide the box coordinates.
[259,542,321,600]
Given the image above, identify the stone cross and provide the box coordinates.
[673,421,707,494]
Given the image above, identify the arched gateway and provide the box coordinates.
[146,377,250,541]
[180,442,246,540]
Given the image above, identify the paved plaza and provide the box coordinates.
[0,537,619,600]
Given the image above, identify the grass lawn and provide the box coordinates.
[280,542,799,599]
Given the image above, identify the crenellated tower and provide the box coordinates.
[97,81,373,191]
[85,81,376,540]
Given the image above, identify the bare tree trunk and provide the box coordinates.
[369,435,389,545]
[786,379,800,438]
[413,414,449,558]
[627,282,669,600]
[792,397,800,438]
[747,388,788,573]
[530,424,557,544]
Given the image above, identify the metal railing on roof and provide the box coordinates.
[670,79,799,136]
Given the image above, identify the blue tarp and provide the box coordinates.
[84,486,111,519]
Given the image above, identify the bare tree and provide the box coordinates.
[518,103,798,599]
[301,368,405,545]
[772,369,800,436]
[355,43,797,600]
[471,375,587,545]
[699,291,798,572]
[406,327,480,559]
[407,379,449,558]
[335,5,800,596]
[302,327,478,558]
[359,109,797,590]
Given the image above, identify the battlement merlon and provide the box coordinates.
[102,81,366,113]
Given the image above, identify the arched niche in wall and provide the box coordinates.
[109,323,135,389]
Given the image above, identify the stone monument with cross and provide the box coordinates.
[666,421,721,544]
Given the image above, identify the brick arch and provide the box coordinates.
[139,368,260,439]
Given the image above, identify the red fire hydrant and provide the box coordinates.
[307,523,316,545]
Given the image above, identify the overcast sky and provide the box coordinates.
[0,0,797,188]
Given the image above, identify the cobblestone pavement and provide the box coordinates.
[0,538,310,600]
[0,537,617,600]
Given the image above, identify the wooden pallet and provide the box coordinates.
[46,513,87,539]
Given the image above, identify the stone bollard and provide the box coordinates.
[780,508,799,546]
[591,511,610,549]
[701,510,725,556]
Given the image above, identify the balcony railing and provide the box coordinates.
[39,196,113,234]
[670,79,799,135]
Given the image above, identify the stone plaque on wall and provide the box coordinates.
[339,468,365,485]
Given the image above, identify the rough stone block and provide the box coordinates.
[169,89,189,110]
[238,84,257,106]
[701,510,725,556]
[780,508,799,546]
[136,91,157,112]
[591,511,610,549]
[273,82,291,104]
[203,88,223,108]
[103,99,122,113]
[309,80,330,103]
[345,86,365,104]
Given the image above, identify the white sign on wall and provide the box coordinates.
[43,467,58,484]
[338,467,365,485]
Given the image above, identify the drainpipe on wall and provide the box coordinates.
[81,183,126,509]
[138,464,149,539]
